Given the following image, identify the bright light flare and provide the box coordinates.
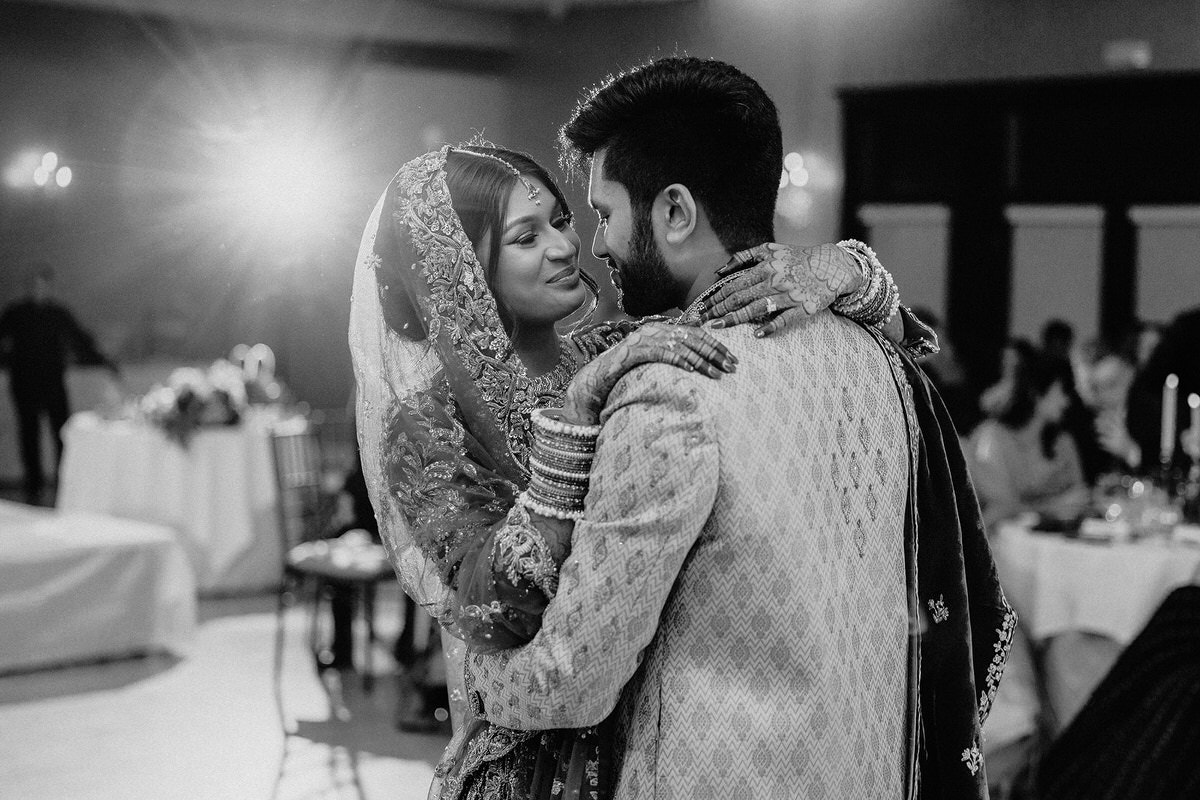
[776,185,813,225]
[5,151,42,188]
[42,152,58,171]
[220,134,342,246]
[55,166,73,187]
[33,166,50,186]
[779,152,811,188]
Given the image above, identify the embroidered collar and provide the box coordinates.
[676,271,743,324]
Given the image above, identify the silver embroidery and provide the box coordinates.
[927,594,949,624]
[978,601,1017,724]
[494,503,559,598]
[961,744,983,775]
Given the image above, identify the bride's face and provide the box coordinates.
[490,177,586,328]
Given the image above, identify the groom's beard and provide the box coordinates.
[611,213,676,318]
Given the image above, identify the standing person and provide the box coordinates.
[0,263,118,504]
[458,57,1013,800]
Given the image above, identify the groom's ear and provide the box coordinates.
[654,183,698,246]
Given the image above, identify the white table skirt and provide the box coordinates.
[0,362,204,484]
[988,521,1200,733]
[0,500,196,673]
[56,411,283,593]
[991,522,1200,646]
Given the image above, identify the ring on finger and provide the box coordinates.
[764,297,777,315]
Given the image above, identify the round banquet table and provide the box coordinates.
[56,410,284,594]
[990,520,1200,647]
[988,520,1200,732]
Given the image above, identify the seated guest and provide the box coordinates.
[909,306,979,435]
[1041,317,1074,365]
[979,337,1037,419]
[1125,306,1200,475]
[1088,353,1142,473]
[969,354,1089,527]
[1036,321,1105,486]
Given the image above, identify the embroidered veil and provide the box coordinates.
[349,146,583,633]
[350,146,616,800]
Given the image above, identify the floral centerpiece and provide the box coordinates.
[139,359,248,446]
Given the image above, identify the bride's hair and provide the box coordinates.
[374,144,575,342]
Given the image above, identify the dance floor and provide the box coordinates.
[0,592,449,800]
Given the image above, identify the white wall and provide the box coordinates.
[1005,205,1105,344]
[1129,206,1200,324]
[858,204,951,322]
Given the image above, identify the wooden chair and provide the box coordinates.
[270,417,393,694]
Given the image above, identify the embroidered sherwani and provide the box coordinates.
[465,311,914,799]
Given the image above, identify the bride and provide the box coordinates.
[350,142,907,799]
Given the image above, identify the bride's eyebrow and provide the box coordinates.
[503,203,566,232]
[503,214,539,233]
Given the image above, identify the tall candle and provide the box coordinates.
[1161,373,1179,464]
[1190,393,1200,460]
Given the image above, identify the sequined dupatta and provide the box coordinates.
[350,147,608,800]
[350,147,559,627]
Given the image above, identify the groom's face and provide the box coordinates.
[588,149,677,317]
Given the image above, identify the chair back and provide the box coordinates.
[270,418,331,554]
[308,407,358,479]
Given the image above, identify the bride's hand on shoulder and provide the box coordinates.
[562,322,736,425]
[698,242,865,337]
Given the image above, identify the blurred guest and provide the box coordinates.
[1037,319,1105,485]
[1041,317,1074,365]
[1087,353,1141,473]
[908,306,978,434]
[1108,318,1162,370]
[0,263,118,504]
[1124,307,1200,476]
[979,337,1037,419]
[969,354,1088,527]
[1134,319,1165,367]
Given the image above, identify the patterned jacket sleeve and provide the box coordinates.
[462,364,720,730]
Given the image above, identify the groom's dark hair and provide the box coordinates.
[560,56,780,252]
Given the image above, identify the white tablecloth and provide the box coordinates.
[991,522,1200,646]
[0,500,195,673]
[56,411,283,594]
[988,521,1200,732]
[0,362,204,484]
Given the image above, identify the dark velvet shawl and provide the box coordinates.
[890,341,1017,800]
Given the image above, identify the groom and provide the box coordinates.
[465,57,1005,800]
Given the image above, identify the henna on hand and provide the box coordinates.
[700,243,865,336]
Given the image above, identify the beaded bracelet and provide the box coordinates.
[833,239,900,326]
[519,487,586,521]
[522,408,600,519]
[531,407,602,439]
[833,241,875,312]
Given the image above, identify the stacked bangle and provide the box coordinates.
[834,239,901,327]
[521,407,600,520]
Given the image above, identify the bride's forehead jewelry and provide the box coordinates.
[451,147,542,206]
